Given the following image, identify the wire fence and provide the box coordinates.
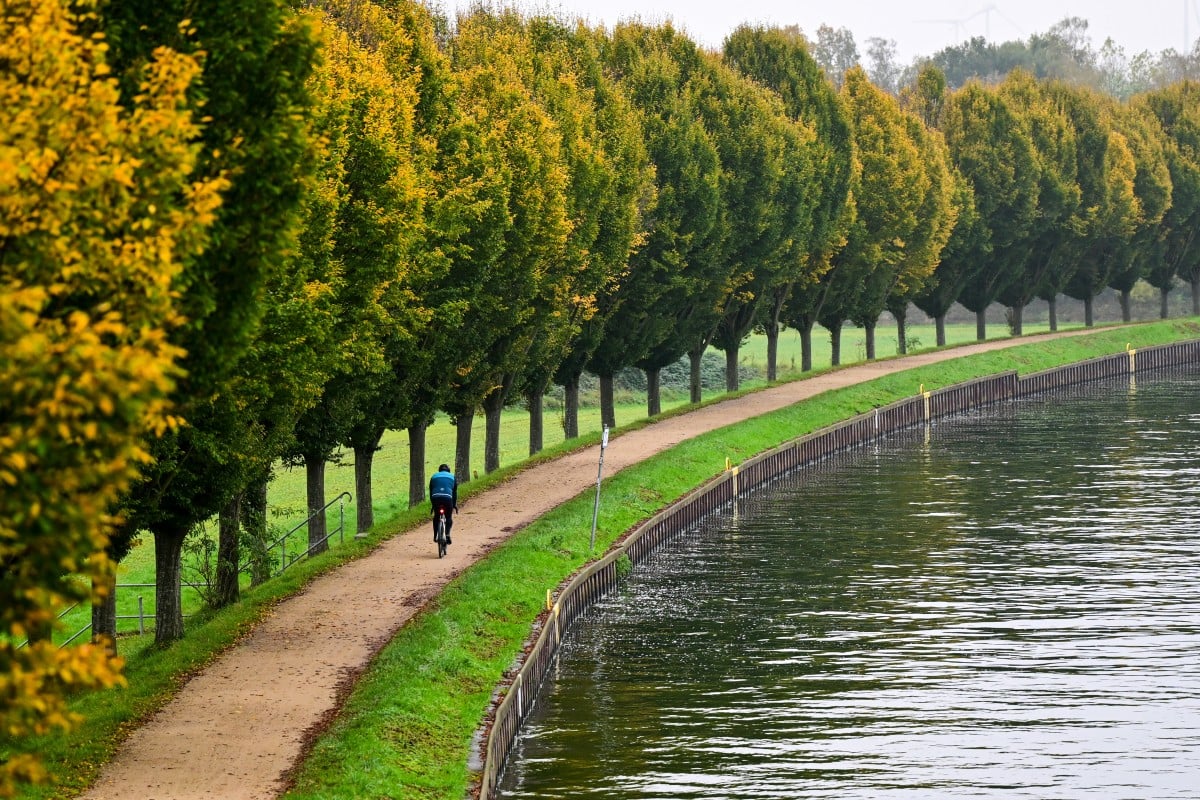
[23,492,354,650]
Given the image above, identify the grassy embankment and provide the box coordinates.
[18,318,1195,798]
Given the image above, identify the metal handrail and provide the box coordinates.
[14,602,80,649]
[18,582,214,649]
[59,622,93,647]
[241,491,352,577]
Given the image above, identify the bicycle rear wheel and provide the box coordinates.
[437,516,447,558]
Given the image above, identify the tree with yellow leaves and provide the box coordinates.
[0,0,220,792]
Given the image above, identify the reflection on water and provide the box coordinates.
[498,367,1200,799]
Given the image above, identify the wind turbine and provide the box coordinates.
[916,3,998,44]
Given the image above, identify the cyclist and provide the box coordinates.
[429,463,458,545]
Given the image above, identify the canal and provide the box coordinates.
[497,366,1200,799]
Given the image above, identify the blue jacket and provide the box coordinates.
[429,470,457,508]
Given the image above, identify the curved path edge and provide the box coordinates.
[82,332,1097,799]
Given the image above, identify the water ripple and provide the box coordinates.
[498,368,1200,799]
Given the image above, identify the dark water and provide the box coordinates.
[497,367,1200,799]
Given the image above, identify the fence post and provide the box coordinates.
[589,426,609,551]
[731,465,739,520]
[137,595,145,636]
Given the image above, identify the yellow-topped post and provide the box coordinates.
[731,463,740,519]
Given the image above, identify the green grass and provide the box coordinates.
[16,318,1197,799]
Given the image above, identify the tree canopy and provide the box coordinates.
[101,0,321,644]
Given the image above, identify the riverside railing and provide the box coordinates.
[476,337,1200,799]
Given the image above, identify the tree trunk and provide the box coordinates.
[688,347,703,403]
[483,391,503,474]
[153,526,186,645]
[801,320,814,371]
[353,441,376,533]
[528,390,544,456]
[306,454,328,556]
[1048,297,1058,331]
[830,323,842,367]
[765,285,789,381]
[1161,285,1171,319]
[214,492,241,608]
[1192,275,1200,315]
[599,373,616,430]
[975,308,986,341]
[91,569,118,656]
[724,345,739,392]
[896,312,908,355]
[1010,304,1024,336]
[1084,295,1094,327]
[27,613,53,644]
[1120,289,1132,322]
[865,321,876,360]
[484,404,501,473]
[765,322,779,381]
[563,374,580,440]
[935,314,946,347]
[646,367,661,417]
[243,475,270,586]
[408,421,427,507]
[455,413,473,484]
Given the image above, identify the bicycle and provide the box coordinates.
[435,507,448,558]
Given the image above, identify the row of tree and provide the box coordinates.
[6,1,1200,790]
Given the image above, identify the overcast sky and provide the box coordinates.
[431,1,1198,64]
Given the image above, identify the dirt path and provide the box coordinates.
[81,334,1089,800]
